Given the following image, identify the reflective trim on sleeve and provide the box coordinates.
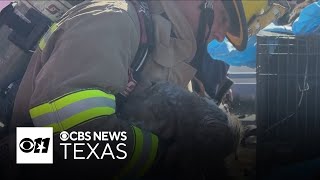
[139,133,159,177]
[29,89,116,133]
[115,126,159,179]
[39,23,58,50]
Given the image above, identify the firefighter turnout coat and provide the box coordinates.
[11,0,197,178]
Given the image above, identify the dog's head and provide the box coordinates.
[122,82,242,165]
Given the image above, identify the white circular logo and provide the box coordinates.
[60,131,69,141]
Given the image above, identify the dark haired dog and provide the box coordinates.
[120,82,242,179]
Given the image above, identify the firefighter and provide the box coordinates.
[5,0,288,179]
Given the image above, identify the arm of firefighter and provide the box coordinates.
[27,2,162,178]
[29,3,140,133]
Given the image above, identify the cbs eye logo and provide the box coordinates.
[19,138,50,153]
[16,127,53,164]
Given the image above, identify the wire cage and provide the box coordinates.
[256,31,320,175]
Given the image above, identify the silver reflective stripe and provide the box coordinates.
[32,97,115,127]
[42,31,52,43]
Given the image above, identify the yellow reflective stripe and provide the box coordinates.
[114,126,143,180]
[51,23,58,31]
[139,133,159,177]
[47,123,62,134]
[115,126,159,179]
[30,103,52,119]
[30,89,115,118]
[49,107,115,133]
[38,39,46,50]
[29,89,116,132]
[39,23,58,50]
[127,126,144,173]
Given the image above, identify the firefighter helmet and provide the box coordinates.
[223,0,289,51]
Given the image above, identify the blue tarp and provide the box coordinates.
[207,24,292,68]
[292,1,320,35]
[207,36,257,68]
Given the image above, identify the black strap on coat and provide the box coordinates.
[190,1,215,96]
[191,1,214,70]
[116,0,154,113]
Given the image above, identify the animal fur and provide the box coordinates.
[120,82,242,178]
